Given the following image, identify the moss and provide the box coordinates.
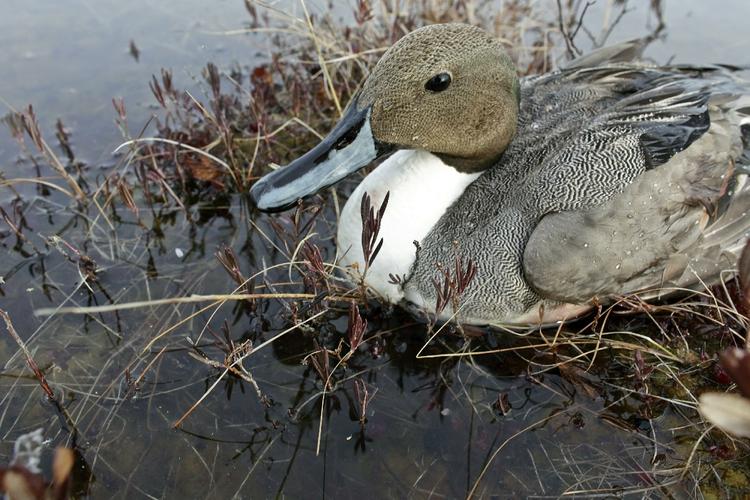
[724,468,749,488]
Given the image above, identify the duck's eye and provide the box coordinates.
[425,72,452,92]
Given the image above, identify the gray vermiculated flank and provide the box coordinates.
[404,61,750,324]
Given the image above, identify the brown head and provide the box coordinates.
[251,23,519,211]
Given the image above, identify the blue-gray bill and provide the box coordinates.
[249,105,391,212]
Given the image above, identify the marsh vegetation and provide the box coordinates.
[1,0,750,497]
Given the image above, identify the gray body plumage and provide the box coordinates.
[404,52,750,324]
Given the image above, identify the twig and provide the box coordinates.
[34,292,357,316]
[467,408,572,498]
[1,309,55,400]
[300,0,343,117]
[173,310,326,428]
[18,106,86,200]
[555,0,595,57]
[595,0,632,48]
[0,309,78,434]
[114,137,237,186]
[556,0,577,58]
[570,1,595,42]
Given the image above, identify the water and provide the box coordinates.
[2,1,750,498]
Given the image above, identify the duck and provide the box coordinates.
[250,23,750,326]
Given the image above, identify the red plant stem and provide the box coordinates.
[0,309,79,436]
[0,309,55,400]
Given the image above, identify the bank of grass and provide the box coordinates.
[2,0,749,497]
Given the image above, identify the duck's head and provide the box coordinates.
[250,23,519,212]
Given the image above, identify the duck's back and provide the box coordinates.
[404,47,750,324]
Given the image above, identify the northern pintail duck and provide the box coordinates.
[250,23,750,325]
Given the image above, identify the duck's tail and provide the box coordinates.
[562,39,648,70]
[671,90,750,292]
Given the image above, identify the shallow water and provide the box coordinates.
[2,1,750,498]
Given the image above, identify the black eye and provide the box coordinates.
[425,72,452,92]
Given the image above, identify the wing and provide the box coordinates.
[523,70,750,303]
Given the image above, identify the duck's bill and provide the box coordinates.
[250,105,393,212]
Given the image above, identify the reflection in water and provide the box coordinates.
[1,0,750,498]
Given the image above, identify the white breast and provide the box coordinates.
[337,149,481,301]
